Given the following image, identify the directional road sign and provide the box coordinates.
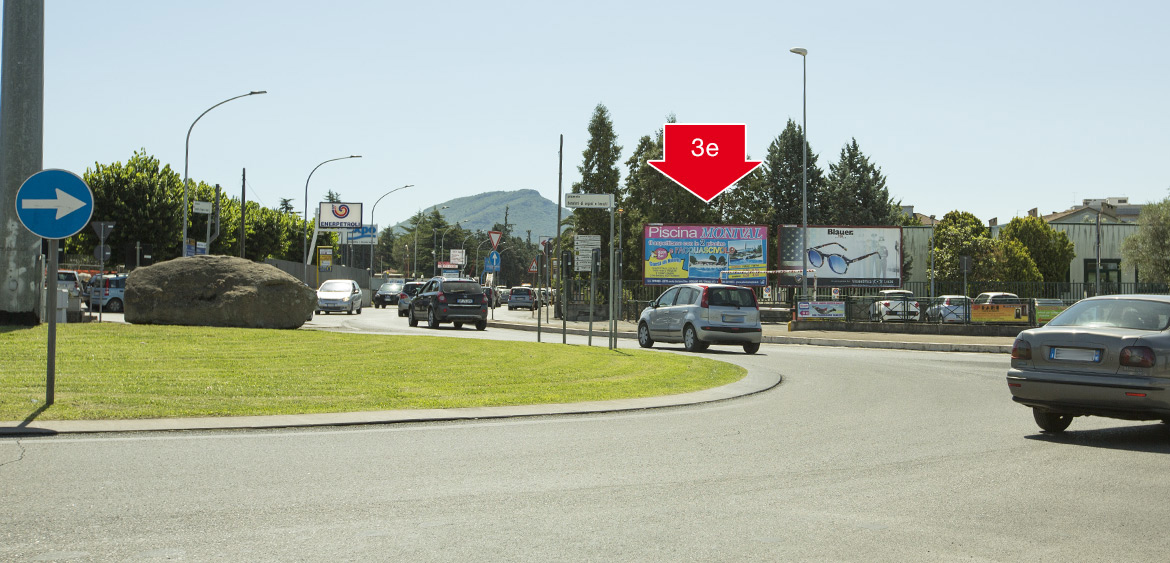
[484,250,501,273]
[565,193,613,209]
[15,169,94,239]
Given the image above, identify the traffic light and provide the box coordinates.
[562,250,573,278]
[591,248,601,275]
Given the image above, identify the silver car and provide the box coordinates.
[637,283,762,354]
[1007,295,1170,433]
[316,279,363,315]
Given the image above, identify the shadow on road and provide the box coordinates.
[1025,423,1170,454]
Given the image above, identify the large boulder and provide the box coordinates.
[124,256,316,329]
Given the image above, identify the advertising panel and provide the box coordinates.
[970,303,1029,323]
[777,225,902,287]
[1035,301,1067,325]
[318,202,363,229]
[339,224,378,245]
[796,301,847,319]
[643,224,768,286]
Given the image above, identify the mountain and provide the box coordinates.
[393,189,569,241]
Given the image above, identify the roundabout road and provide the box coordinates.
[4,307,1170,561]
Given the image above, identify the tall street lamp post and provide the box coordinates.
[930,215,936,300]
[369,184,413,276]
[302,155,362,282]
[182,90,266,255]
[790,47,808,302]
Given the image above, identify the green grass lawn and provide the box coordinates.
[0,323,744,421]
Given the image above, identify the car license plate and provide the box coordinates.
[1049,347,1101,362]
[457,298,473,304]
[722,315,744,323]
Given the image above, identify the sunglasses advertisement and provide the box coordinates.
[777,225,902,287]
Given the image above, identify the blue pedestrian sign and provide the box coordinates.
[15,169,94,239]
[485,250,501,273]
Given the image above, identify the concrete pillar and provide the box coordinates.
[0,0,45,324]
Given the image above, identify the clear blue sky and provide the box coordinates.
[34,0,1169,231]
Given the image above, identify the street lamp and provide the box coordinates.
[369,184,414,275]
[302,155,362,282]
[929,215,936,300]
[181,90,266,254]
[790,47,808,301]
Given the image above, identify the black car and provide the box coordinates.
[408,277,488,330]
[372,281,404,308]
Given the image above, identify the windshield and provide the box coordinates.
[1047,298,1170,330]
[379,283,401,291]
[320,281,352,292]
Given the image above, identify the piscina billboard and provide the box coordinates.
[643,224,768,286]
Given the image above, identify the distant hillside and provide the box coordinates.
[393,189,569,241]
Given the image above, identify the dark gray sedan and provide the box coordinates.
[1007,294,1170,433]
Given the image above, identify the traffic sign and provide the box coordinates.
[93,244,111,262]
[647,123,762,203]
[528,257,539,274]
[574,234,601,272]
[484,250,501,273]
[488,230,503,249]
[14,169,94,239]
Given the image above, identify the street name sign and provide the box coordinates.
[565,193,614,209]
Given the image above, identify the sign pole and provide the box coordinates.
[46,238,57,405]
[589,248,597,347]
[609,204,616,350]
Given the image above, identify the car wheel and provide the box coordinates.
[743,342,760,354]
[683,325,704,352]
[475,320,487,331]
[637,322,654,348]
[356,305,362,315]
[408,308,418,327]
[428,308,440,329]
[1033,409,1073,433]
[107,298,124,313]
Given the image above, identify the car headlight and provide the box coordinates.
[342,296,351,302]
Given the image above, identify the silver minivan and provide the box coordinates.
[637,283,762,354]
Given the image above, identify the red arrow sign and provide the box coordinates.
[647,123,762,203]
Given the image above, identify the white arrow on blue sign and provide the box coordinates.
[484,250,501,273]
[15,169,94,239]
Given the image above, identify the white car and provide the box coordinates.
[869,289,921,322]
[925,295,969,323]
[316,279,363,315]
[637,283,762,354]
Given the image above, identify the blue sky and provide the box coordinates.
[33,0,1169,231]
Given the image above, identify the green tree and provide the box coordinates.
[325,190,342,203]
[822,138,902,226]
[1122,194,1170,283]
[999,216,1075,283]
[278,198,295,214]
[570,103,623,279]
[75,149,184,261]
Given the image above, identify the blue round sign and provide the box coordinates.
[14,169,94,239]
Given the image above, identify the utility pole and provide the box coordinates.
[240,168,246,258]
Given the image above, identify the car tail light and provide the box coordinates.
[1120,346,1155,368]
[1011,338,1031,360]
[750,288,759,309]
[881,301,890,307]
[437,291,446,303]
[399,293,407,300]
[700,287,709,308]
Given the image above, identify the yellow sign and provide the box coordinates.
[970,303,1027,323]
[318,247,333,272]
[644,258,688,280]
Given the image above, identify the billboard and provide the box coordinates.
[339,224,377,245]
[643,224,768,286]
[778,225,902,287]
[318,202,363,229]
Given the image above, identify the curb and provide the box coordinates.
[488,321,1012,354]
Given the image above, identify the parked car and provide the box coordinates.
[637,283,762,354]
[925,295,969,323]
[372,281,404,308]
[497,287,511,305]
[316,279,363,315]
[869,289,921,322]
[57,270,81,298]
[1007,294,1170,433]
[397,281,425,317]
[483,286,499,308]
[974,292,1022,305]
[508,287,537,311]
[408,277,487,330]
[87,274,127,312]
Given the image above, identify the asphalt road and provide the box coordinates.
[4,307,1170,561]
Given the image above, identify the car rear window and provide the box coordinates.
[709,287,756,308]
[403,283,422,296]
[1048,299,1170,331]
[442,282,481,294]
[512,288,532,296]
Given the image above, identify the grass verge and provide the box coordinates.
[0,323,745,421]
